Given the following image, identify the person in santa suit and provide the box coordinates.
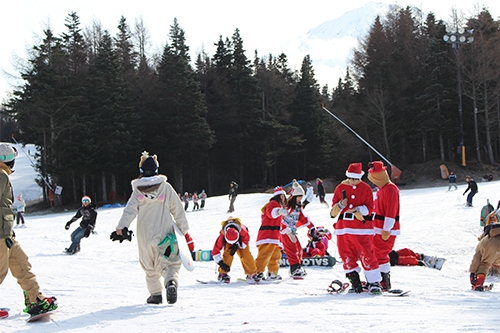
[330,162,382,294]
[254,186,287,281]
[367,161,400,291]
[212,216,258,284]
[303,227,332,257]
[281,180,316,278]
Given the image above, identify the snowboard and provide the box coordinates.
[192,250,213,261]
[280,254,336,267]
[27,310,56,323]
[0,308,9,319]
[173,223,195,272]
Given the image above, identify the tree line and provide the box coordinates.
[1,6,499,205]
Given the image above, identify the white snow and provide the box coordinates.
[2,146,500,332]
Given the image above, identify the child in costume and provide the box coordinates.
[303,227,332,257]
[212,217,258,283]
[254,186,287,281]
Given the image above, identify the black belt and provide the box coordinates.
[373,214,399,222]
[340,213,355,220]
[259,226,281,231]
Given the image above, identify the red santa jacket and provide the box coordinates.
[212,219,250,263]
[372,182,400,236]
[256,200,283,248]
[331,180,374,235]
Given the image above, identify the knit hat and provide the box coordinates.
[273,186,286,197]
[81,196,91,204]
[345,163,364,179]
[225,227,239,244]
[139,151,159,177]
[368,161,387,174]
[291,180,305,196]
[0,144,18,162]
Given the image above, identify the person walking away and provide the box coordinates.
[302,182,314,208]
[199,190,207,209]
[448,171,458,191]
[367,161,400,291]
[281,180,316,278]
[330,163,382,294]
[64,196,97,254]
[315,178,329,207]
[254,186,287,281]
[192,191,199,211]
[183,192,189,211]
[13,193,26,228]
[212,217,258,283]
[463,175,478,207]
[0,143,57,318]
[228,181,238,213]
[112,151,190,305]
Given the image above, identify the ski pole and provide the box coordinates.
[321,104,402,182]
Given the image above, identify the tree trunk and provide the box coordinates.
[101,171,107,203]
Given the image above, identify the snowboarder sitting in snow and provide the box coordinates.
[303,226,332,257]
[64,196,97,254]
[469,223,500,291]
[212,217,258,283]
[388,248,445,269]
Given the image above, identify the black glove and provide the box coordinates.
[84,226,93,238]
[65,222,72,230]
[229,244,239,256]
[5,238,13,249]
[110,227,134,243]
[218,261,230,272]
[191,251,196,261]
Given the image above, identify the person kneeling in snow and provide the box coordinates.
[469,223,500,291]
[303,227,332,258]
[113,151,191,305]
[212,217,258,283]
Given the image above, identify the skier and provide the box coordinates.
[302,182,314,208]
[212,217,258,283]
[463,175,478,207]
[254,186,287,281]
[368,161,400,291]
[330,162,382,294]
[113,151,190,305]
[281,180,316,278]
[64,196,97,254]
[228,181,238,213]
[192,191,199,211]
[199,189,207,209]
[13,193,26,228]
[447,171,457,191]
[469,223,500,291]
[0,143,57,319]
[183,192,189,211]
[303,226,332,258]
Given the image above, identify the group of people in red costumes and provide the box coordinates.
[211,160,401,292]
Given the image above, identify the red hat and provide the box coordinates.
[273,186,286,197]
[368,161,387,173]
[345,163,364,179]
[225,228,239,244]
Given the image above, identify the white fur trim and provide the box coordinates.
[345,171,365,178]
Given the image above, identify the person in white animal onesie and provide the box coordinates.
[115,151,190,305]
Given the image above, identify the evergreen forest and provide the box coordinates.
[2,6,500,205]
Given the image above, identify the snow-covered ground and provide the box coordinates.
[2,147,500,332]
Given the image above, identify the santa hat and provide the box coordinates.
[368,161,387,174]
[291,180,305,196]
[345,163,364,179]
[273,186,286,197]
[225,227,239,244]
[139,151,159,176]
[81,196,91,204]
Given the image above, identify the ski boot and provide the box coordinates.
[367,281,382,294]
[381,272,391,291]
[146,294,162,304]
[166,280,177,304]
[254,272,265,282]
[470,273,485,291]
[267,272,282,280]
[290,264,307,279]
[346,271,363,293]
[246,274,259,284]
[218,273,230,284]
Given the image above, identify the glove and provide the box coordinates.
[381,230,391,241]
[218,261,230,272]
[110,227,134,243]
[84,225,94,238]
[191,251,196,261]
[65,222,72,230]
[229,243,239,256]
[278,208,288,216]
[5,238,13,249]
[337,199,347,210]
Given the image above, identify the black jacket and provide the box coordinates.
[69,203,97,229]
